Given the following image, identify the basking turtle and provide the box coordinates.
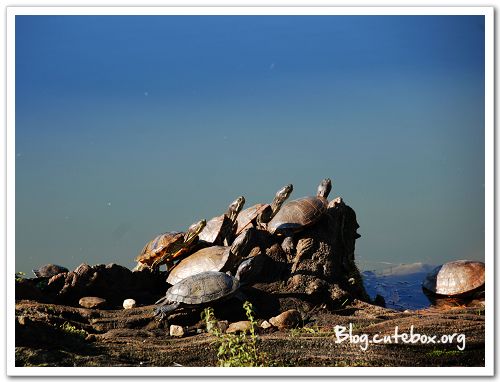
[32,264,69,278]
[267,178,332,254]
[422,260,485,296]
[166,228,253,285]
[154,257,257,321]
[198,196,245,246]
[235,184,293,235]
[133,219,206,272]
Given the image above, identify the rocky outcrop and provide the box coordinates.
[16,198,366,323]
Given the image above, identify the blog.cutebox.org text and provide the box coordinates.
[333,324,466,351]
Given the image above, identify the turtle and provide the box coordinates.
[166,227,254,285]
[32,264,69,278]
[133,219,207,272]
[422,260,485,297]
[154,256,258,321]
[267,178,332,255]
[235,184,293,235]
[198,196,245,246]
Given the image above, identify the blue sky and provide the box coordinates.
[15,15,485,273]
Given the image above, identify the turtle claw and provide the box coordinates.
[154,306,167,323]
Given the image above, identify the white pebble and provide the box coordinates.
[260,320,272,329]
[169,325,185,337]
[123,299,136,309]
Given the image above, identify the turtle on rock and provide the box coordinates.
[235,184,293,235]
[166,227,254,285]
[32,264,69,278]
[133,219,206,272]
[267,178,332,255]
[422,260,485,297]
[198,196,245,246]
[154,256,258,321]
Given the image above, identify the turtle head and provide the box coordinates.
[230,228,253,257]
[317,178,332,199]
[276,184,293,205]
[269,184,293,215]
[183,219,207,244]
[235,257,256,284]
[227,196,246,222]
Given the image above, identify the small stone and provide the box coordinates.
[269,309,302,330]
[260,320,272,329]
[17,315,29,326]
[79,296,106,309]
[328,196,344,208]
[226,320,253,334]
[123,299,136,309]
[169,325,185,337]
[196,328,204,334]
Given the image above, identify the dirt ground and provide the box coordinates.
[15,298,485,367]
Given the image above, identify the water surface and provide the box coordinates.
[15,15,485,275]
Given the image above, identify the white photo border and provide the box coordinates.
[5,5,494,377]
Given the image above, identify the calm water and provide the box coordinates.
[15,16,485,277]
[361,263,437,310]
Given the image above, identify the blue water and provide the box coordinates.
[15,15,485,275]
[361,264,436,310]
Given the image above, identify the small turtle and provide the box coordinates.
[422,260,485,297]
[32,264,69,278]
[267,178,332,254]
[198,196,245,245]
[154,257,257,321]
[235,184,293,235]
[166,228,253,285]
[133,219,207,272]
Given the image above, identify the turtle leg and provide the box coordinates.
[280,232,295,262]
[154,302,181,322]
[233,291,261,316]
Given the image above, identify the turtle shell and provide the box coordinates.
[198,215,231,244]
[165,271,239,305]
[166,246,232,285]
[267,196,328,235]
[235,204,271,235]
[422,260,485,296]
[135,231,185,267]
[33,264,69,278]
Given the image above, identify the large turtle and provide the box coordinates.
[198,196,245,246]
[267,178,332,254]
[422,260,485,297]
[32,264,69,278]
[133,219,207,272]
[235,184,293,235]
[154,257,257,321]
[166,228,253,285]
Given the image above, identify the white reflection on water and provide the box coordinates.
[361,262,436,311]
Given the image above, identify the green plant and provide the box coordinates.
[426,349,462,358]
[201,302,268,367]
[15,271,26,282]
[59,322,87,340]
[288,324,331,338]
